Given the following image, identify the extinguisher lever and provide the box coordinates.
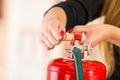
[73,39,92,57]
[72,47,84,80]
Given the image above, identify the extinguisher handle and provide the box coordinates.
[72,47,84,80]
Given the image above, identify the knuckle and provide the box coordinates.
[49,44,53,48]
[49,46,54,50]
[50,45,54,49]
[57,36,62,41]
[47,44,54,50]
[48,21,59,30]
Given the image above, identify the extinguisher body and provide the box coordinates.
[47,58,106,80]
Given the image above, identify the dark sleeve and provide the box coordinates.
[51,0,104,31]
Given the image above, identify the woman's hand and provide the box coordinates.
[72,24,120,47]
[39,7,66,50]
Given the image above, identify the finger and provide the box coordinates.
[47,24,61,41]
[83,37,98,48]
[40,32,54,49]
[39,38,49,50]
[72,25,88,33]
[44,30,60,45]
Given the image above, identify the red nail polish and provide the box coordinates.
[68,29,73,33]
[60,30,65,36]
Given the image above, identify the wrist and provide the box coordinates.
[107,25,120,45]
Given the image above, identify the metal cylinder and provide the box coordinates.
[47,58,106,80]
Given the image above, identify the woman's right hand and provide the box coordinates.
[39,7,66,50]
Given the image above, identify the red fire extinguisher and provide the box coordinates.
[47,32,106,80]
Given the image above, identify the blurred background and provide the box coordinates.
[0,0,67,80]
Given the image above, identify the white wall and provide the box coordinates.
[5,0,65,80]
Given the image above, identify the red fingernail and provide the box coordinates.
[60,30,65,36]
[68,29,73,33]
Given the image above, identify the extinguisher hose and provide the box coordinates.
[72,47,84,80]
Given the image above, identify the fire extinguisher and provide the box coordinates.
[47,32,106,80]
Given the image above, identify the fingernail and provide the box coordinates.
[68,29,73,33]
[60,30,65,36]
